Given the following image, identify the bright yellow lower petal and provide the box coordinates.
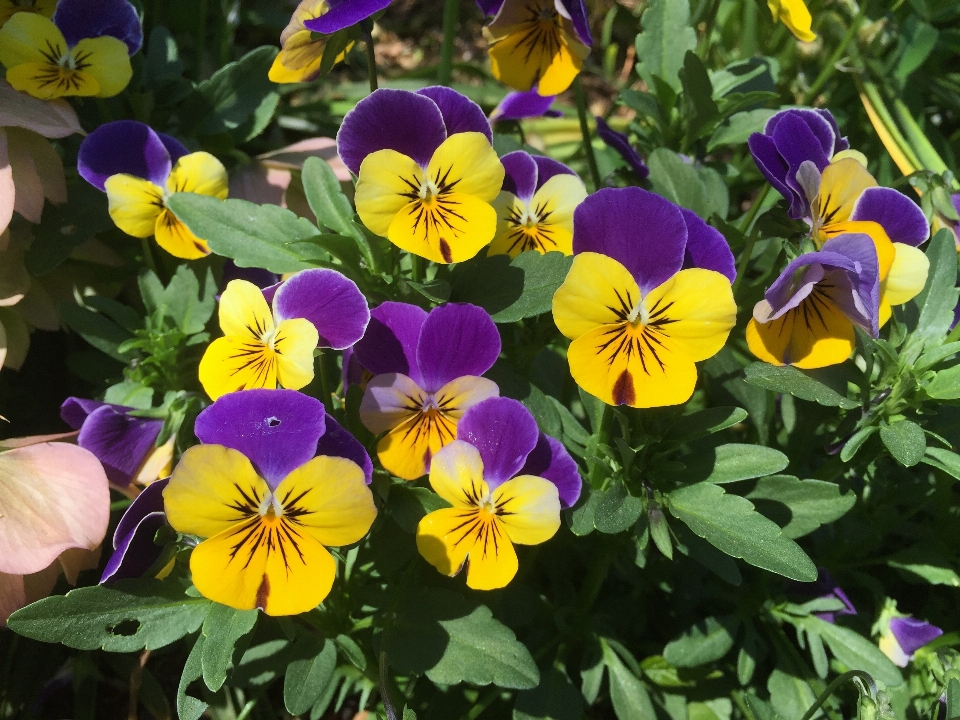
[268,31,325,83]
[273,318,319,391]
[387,191,498,264]
[218,279,274,339]
[359,373,428,435]
[416,507,478,577]
[820,220,894,280]
[0,12,63,66]
[531,174,587,231]
[355,149,425,237]
[154,209,211,259]
[432,376,500,421]
[273,455,377,548]
[767,0,816,42]
[425,133,504,203]
[104,175,164,238]
[814,159,877,233]
[492,475,560,545]
[536,33,589,96]
[377,407,459,480]
[463,517,518,590]
[640,269,736,362]
[428,440,489,509]
[883,242,929,308]
[71,36,132,98]
[166,152,229,198]
[164,445,270,539]
[5,61,99,98]
[746,297,855,369]
[552,252,640,339]
[199,336,279,400]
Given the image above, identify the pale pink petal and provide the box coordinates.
[0,572,26,627]
[0,431,80,450]
[0,79,83,139]
[8,134,44,224]
[0,309,29,370]
[0,443,110,575]
[228,164,289,207]
[0,131,13,236]
[0,320,6,370]
[57,546,102,585]
[258,136,350,180]
[10,129,66,204]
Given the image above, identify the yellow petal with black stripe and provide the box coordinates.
[154,209,211,259]
[166,152,229,198]
[104,175,166,238]
[493,475,560,545]
[388,191,497,263]
[812,159,877,242]
[5,61,99,98]
[426,133,504,203]
[0,12,62,67]
[218,280,274,339]
[553,252,640,339]
[746,293,855,369]
[355,150,425,237]
[71,36,132,98]
[0,0,57,27]
[272,318,320,390]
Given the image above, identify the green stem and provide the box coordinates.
[696,0,722,57]
[235,697,258,720]
[588,402,612,486]
[318,351,334,413]
[731,185,771,294]
[410,254,423,284]
[803,3,867,104]
[140,237,158,275]
[380,650,399,720]
[364,27,379,92]
[798,671,877,720]
[573,76,603,191]
[438,0,460,85]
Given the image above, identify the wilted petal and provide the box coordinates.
[456,397,539,487]
[489,90,560,122]
[595,117,648,178]
[0,131,12,235]
[273,268,370,350]
[100,479,168,583]
[0,79,82,138]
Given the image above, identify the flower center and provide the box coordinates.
[477,492,498,521]
[257,492,284,520]
[418,178,441,203]
[627,298,650,325]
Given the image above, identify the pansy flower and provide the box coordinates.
[163,390,376,615]
[767,0,815,42]
[0,0,56,30]
[339,87,504,263]
[0,0,139,99]
[199,269,369,401]
[595,116,649,179]
[489,89,562,123]
[481,0,592,97]
[877,604,943,668]
[60,397,173,488]
[552,188,737,407]
[100,479,170,584]
[489,150,586,257]
[417,397,580,590]
[78,120,228,260]
[356,302,501,480]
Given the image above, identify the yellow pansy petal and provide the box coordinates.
[552,252,640,339]
[219,279,274,339]
[355,149,424,237]
[359,373,428,435]
[199,336,278,400]
[567,323,698,407]
[433,375,500,421]
[464,519,518,590]
[6,61,99,98]
[273,455,377,548]
[104,174,165,238]
[166,152,229,198]
[767,0,816,42]
[71,36,132,98]
[268,31,324,84]
[832,149,868,166]
[273,318,319,391]
[746,302,855,369]
[883,243,929,307]
[428,439,489,509]
[815,159,877,228]
[0,12,64,67]
[0,0,57,26]
[425,133,505,203]
[163,445,270,539]
[388,191,498,264]
[536,36,588,96]
[416,507,477,577]
[492,475,561,546]
[532,174,587,233]
[154,209,211,259]
[641,269,737,362]
[377,407,459,481]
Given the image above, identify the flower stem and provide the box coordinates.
[411,254,423,284]
[140,237,158,276]
[798,671,877,720]
[438,0,460,85]
[731,185,770,294]
[364,25,379,92]
[573,76,603,191]
[803,2,867,104]
[318,351,334,413]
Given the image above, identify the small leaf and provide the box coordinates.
[743,362,859,409]
[646,148,708,217]
[841,426,878,462]
[59,303,134,361]
[284,636,336,716]
[745,475,856,538]
[809,617,903,688]
[669,406,748,443]
[924,364,960,399]
[707,109,777,152]
[663,616,740,668]
[594,482,644,534]
[301,156,364,241]
[334,634,366,671]
[201,604,258,692]
[880,420,926,467]
[603,640,657,720]
[681,443,789,484]
[913,229,958,346]
[407,279,452,304]
[922,447,960,481]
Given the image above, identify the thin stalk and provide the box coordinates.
[380,650,399,720]
[140,237,158,275]
[856,77,922,176]
[573,76,603,191]
[891,97,953,180]
[588,402,612,486]
[798,671,877,720]
[731,185,770,293]
[803,2,867,104]
[410,254,423,284]
[235,698,258,720]
[364,27,379,92]
[318,352,334,413]
[438,0,460,85]
[696,0,722,57]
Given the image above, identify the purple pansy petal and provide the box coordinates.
[595,117,649,178]
[572,187,687,293]
[560,0,593,46]
[54,0,143,55]
[501,151,539,201]
[770,112,833,205]
[78,121,172,191]
[763,250,857,316]
[77,405,163,487]
[273,269,370,350]
[490,90,561,122]
[100,512,166,583]
[813,109,848,153]
[60,397,108,430]
[417,86,492,141]
[890,617,943,656]
[354,302,428,386]
[476,0,504,15]
[680,208,736,282]
[113,478,167,551]
[342,346,367,390]
[456,398,539,487]
[532,154,578,188]
[820,234,881,336]
[222,260,280,291]
[194,389,326,488]
[302,0,392,33]
[748,133,800,216]
[157,132,190,165]
[519,433,581,508]
[315,416,373,485]
[416,303,501,393]
[337,89,447,174]
[852,187,929,247]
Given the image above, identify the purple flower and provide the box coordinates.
[881,616,943,667]
[794,569,856,623]
[100,479,168,583]
[489,90,562,123]
[356,302,501,480]
[477,0,592,46]
[301,0,393,34]
[595,116,649,179]
[78,120,188,193]
[53,0,142,55]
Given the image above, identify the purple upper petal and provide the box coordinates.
[337,89,448,175]
[416,303,501,393]
[476,0,504,15]
[158,133,190,164]
[77,405,163,487]
[532,155,578,188]
[679,208,736,283]
[101,479,168,583]
[54,0,143,55]
[560,0,593,46]
[890,617,943,656]
[315,416,373,485]
[519,433,581,508]
[78,121,175,191]
[194,389,326,488]
[342,346,368,390]
[748,133,800,217]
[814,109,849,154]
[60,397,108,430]
[851,187,929,247]
[302,0,392,33]
[353,301,428,387]
[501,151,539,202]
[573,187,687,293]
[595,117,649,178]
[416,86,492,142]
[489,90,561,122]
[456,397,539,487]
[273,269,370,350]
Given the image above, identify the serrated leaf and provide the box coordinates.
[594,481,644,534]
[668,482,816,581]
[679,51,719,142]
[681,443,788,484]
[201,604,258,692]
[924,364,960,399]
[178,635,208,720]
[186,47,279,136]
[707,109,777,151]
[880,420,926,467]
[808,617,903,687]
[743,362,859,409]
[745,475,856,538]
[634,0,696,92]
[284,636,336,716]
[663,616,739,668]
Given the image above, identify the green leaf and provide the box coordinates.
[301,156,364,242]
[888,547,960,587]
[567,486,599,537]
[284,636,336,716]
[140,265,216,334]
[673,523,742,585]
[513,667,583,720]
[167,193,322,274]
[388,485,450,534]
[913,229,959,346]
[921,447,960,480]
[743,362,859,409]
[59,302,135,361]
[679,51,719,142]
[768,668,818,720]
[946,678,960,720]
[104,380,154,410]
[880,420,926,467]
[668,483,816,581]
[201,604,258,692]
[188,47,279,136]
[646,148,709,216]
[385,587,539,689]
[603,640,657,720]
[669,406,748,443]
[178,635,208,720]
[663,616,740,668]
[334,633,366,670]
[894,19,939,81]
[407,279,452,304]
[7,580,211,652]
[745,475,856,539]
[707,109,777,151]
[840,426,878,462]
[681,443,788,484]
[634,0,696,92]
[809,617,903,687]
[924,364,960,399]
[594,481,645,534]
[24,181,113,276]
[403,709,418,720]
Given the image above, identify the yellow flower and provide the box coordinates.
[267,0,353,84]
[0,0,56,29]
[767,0,816,43]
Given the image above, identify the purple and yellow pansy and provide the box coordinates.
[78,120,228,259]
[417,397,580,590]
[552,187,737,408]
[340,87,505,263]
[0,0,138,99]
[490,150,586,257]
[356,301,501,481]
[162,390,376,615]
[199,269,369,400]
